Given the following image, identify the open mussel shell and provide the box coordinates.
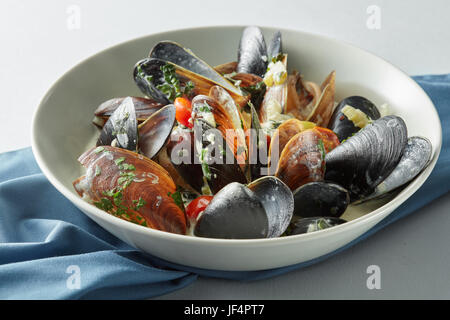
[194,176,294,239]
[247,176,294,238]
[193,119,248,194]
[96,96,138,151]
[363,136,432,201]
[292,182,349,218]
[149,41,244,100]
[133,58,172,105]
[288,217,347,235]
[237,26,268,78]
[274,127,339,190]
[325,115,408,201]
[138,104,176,159]
[328,96,381,142]
[209,86,248,165]
[269,119,316,163]
[286,71,321,120]
[192,94,247,168]
[304,71,336,127]
[73,146,187,234]
[93,97,165,128]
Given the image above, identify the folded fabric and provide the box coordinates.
[0,74,449,299]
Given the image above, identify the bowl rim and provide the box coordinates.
[31,24,443,247]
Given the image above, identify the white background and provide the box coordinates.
[2,0,450,299]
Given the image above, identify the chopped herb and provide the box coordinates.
[271,53,284,63]
[118,163,136,171]
[114,157,126,166]
[317,139,326,160]
[132,197,146,211]
[200,148,212,180]
[168,191,184,211]
[93,198,114,212]
[94,146,105,154]
[197,102,212,113]
[183,81,195,96]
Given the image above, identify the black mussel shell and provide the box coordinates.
[133,58,172,105]
[267,31,282,60]
[150,41,242,97]
[166,128,205,193]
[248,176,294,238]
[289,217,347,235]
[237,26,268,78]
[292,182,349,218]
[325,115,407,201]
[328,96,381,142]
[138,104,176,159]
[194,182,269,239]
[96,97,138,151]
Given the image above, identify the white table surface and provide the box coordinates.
[2,0,450,299]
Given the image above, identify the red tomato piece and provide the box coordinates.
[186,195,213,220]
[174,97,193,128]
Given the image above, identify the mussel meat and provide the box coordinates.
[73,146,187,234]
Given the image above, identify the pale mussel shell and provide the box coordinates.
[363,136,432,201]
[325,115,408,201]
[328,95,381,142]
[92,96,165,128]
[194,176,293,239]
[97,96,138,151]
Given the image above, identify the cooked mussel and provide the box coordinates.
[363,136,432,201]
[96,96,138,151]
[237,26,268,78]
[167,119,247,195]
[328,96,381,142]
[288,217,347,235]
[274,127,339,190]
[134,56,247,107]
[325,115,408,201]
[92,96,165,128]
[193,176,293,239]
[292,182,349,218]
[138,104,176,159]
[73,146,187,234]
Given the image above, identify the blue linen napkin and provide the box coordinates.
[0,74,449,299]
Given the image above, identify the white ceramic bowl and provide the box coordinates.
[31,26,442,271]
